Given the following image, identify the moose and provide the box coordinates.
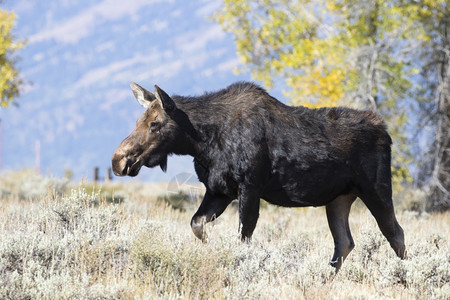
[112,82,406,271]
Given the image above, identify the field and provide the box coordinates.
[0,170,449,299]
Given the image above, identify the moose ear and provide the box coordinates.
[154,85,176,111]
[130,82,156,108]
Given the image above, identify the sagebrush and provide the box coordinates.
[0,177,448,299]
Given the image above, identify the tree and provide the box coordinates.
[0,7,24,108]
[408,0,449,211]
[215,0,346,108]
[215,0,416,186]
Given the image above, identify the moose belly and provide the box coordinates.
[262,169,354,207]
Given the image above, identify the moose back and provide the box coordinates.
[112,82,406,271]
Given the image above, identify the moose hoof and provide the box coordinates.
[398,248,407,260]
[330,257,344,272]
[190,217,206,242]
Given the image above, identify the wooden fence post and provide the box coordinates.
[106,167,113,182]
[94,167,100,183]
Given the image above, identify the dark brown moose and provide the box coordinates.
[112,82,406,271]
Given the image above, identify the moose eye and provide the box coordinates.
[149,121,161,132]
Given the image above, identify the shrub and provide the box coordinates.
[0,176,449,299]
[0,188,131,299]
[0,169,68,200]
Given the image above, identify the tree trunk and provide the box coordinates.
[426,23,450,212]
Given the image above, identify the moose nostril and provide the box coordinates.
[121,160,131,176]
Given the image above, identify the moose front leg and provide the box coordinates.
[326,194,357,272]
[238,186,261,241]
[191,192,232,241]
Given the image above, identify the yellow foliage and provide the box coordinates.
[0,8,23,108]
[215,0,358,109]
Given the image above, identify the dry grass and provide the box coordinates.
[0,173,448,299]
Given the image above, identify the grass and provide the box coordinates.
[0,171,448,299]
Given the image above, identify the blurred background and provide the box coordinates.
[0,0,448,211]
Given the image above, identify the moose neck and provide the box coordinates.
[171,94,228,162]
[169,106,204,158]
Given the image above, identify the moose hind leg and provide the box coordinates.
[326,194,357,271]
[191,192,232,242]
[360,150,406,259]
[361,193,406,259]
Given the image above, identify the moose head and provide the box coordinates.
[112,83,179,177]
